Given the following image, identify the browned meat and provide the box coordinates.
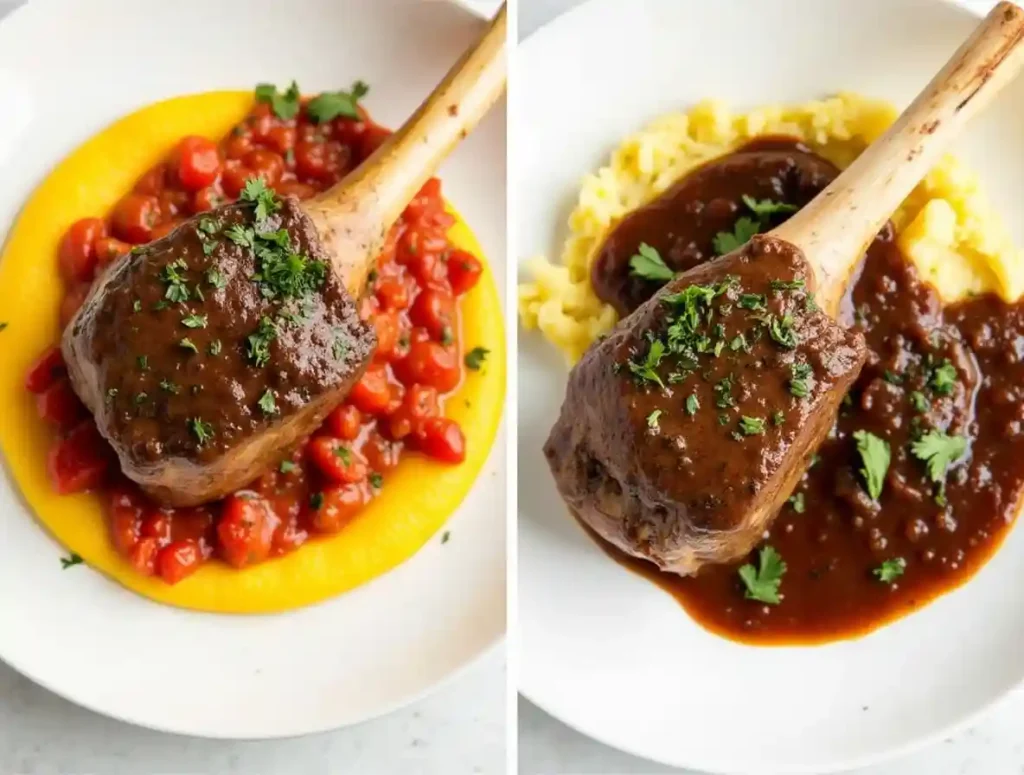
[545,236,866,575]
[62,195,374,507]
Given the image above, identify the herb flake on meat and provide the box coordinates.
[629,243,674,282]
[874,557,906,584]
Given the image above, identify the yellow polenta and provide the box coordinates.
[518,94,1024,363]
[0,92,505,613]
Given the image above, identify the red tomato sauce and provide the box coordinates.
[26,88,484,584]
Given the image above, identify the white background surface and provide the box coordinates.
[515,0,1024,774]
[0,0,505,773]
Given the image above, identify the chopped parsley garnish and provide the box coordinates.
[240,177,283,222]
[60,552,83,569]
[190,417,214,445]
[883,369,903,385]
[628,242,674,281]
[789,361,813,398]
[197,216,219,235]
[911,430,967,485]
[910,391,930,412]
[251,239,327,300]
[713,375,735,408]
[738,416,766,436]
[738,546,786,605]
[333,338,348,361]
[133,300,142,312]
[309,492,324,510]
[874,558,906,584]
[712,216,760,255]
[730,334,747,352]
[134,392,148,405]
[257,389,277,415]
[179,337,199,354]
[161,258,190,303]
[772,410,785,426]
[206,267,227,289]
[306,80,369,123]
[246,316,277,367]
[225,223,257,250]
[279,460,297,474]
[369,472,384,489]
[646,409,663,430]
[159,380,179,394]
[685,393,700,415]
[853,430,890,501]
[738,293,766,311]
[208,339,222,356]
[770,279,805,292]
[742,195,798,218]
[254,80,301,120]
[788,492,806,513]
[181,313,207,329]
[929,360,958,395]
[767,314,798,349]
[628,339,666,389]
[137,355,148,370]
[441,530,451,544]
[465,346,490,370]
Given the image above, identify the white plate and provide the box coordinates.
[0,0,506,739]
[516,0,1024,771]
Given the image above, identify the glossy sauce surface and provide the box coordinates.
[589,137,1024,643]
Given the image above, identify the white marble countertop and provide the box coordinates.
[0,2,505,774]
[515,0,1024,773]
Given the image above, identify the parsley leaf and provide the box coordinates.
[911,430,967,484]
[190,417,214,445]
[208,339,222,356]
[910,391,930,412]
[712,216,760,255]
[738,293,767,311]
[246,316,277,367]
[874,557,906,584]
[280,460,297,474]
[770,279,805,292]
[629,243,674,282]
[790,361,813,398]
[60,552,83,570]
[788,492,806,513]
[853,430,890,501]
[685,393,700,415]
[767,314,798,349]
[257,389,277,415]
[206,267,227,290]
[161,258,190,303]
[742,194,798,218]
[738,416,766,436]
[369,472,383,490]
[465,347,490,370]
[181,313,207,329]
[714,375,735,408]
[240,178,282,222]
[309,492,324,510]
[628,339,666,389]
[738,546,786,605]
[929,360,958,395]
[647,409,663,430]
[254,80,301,120]
[306,80,370,123]
[179,337,199,354]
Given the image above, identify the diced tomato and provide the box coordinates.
[94,237,131,269]
[192,186,225,213]
[271,519,309,556]
[349,363,392,415]
[359,124,393,160]
[387,384,440,440]
[221,163,253,199]
[129,537,159,576]
[140,511,172,546]
[60,283,91,328]
[447,249,483,295]
[134,165,166,196]
[308,436,368,484]
[266,125,297,155]
[416,417,466,463]
[172,135,221,190]
[308,484,366,533]
[36,378,86,428]
[373,310,402,360]
[294,139,348,182]
[275,180,318,200]
[376,275,410,311]
[59,217,105,282]
[156,540,203,584]
[331,109,369,147]
[158,188,190,221]
[109,487,144,556]
[217,494,278,568]
[362,431,402,474]
[404,178,444,221]
[394,338,461,392]
[410,287,457,342]
[25,347,65,393]
[243,148,285,186]
[325,404,362,441]
[47,422,110,494]
[224,132,254,161]
[111,193,161,243]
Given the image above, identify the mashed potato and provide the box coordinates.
[518,94,1024,363]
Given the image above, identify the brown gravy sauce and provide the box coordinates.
[587,137,1024,644]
